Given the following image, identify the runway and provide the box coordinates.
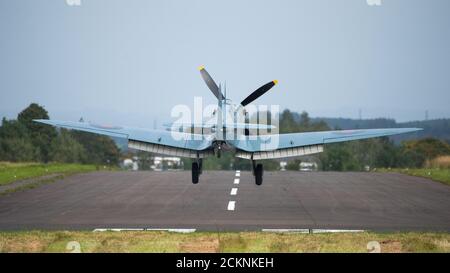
[0,171,449,231]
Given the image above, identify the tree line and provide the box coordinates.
[281,109,450,171]
[0,103,120,165]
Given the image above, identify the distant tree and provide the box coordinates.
[263,159,280,171]
[402,138,450,158]
[232,157,252,171]
[0,118,29,139]
[299,111,310,131]
[348,138,398,169]
[201,152,234,170]
[49,129,87,163]
[70,131,120,165]
[0,138,37,162]
[17,103,57,162]
[280,109,298,133]
[286,160,301,171]
[372,138,399,168]
[311,120,330,132]
[0,118,39,162]
[398,138,450,167]
[319,142,360,171]
[137,151,153,170]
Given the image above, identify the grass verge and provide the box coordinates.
[0,162,104,186]
[378,168,450,186]
[0,231,449,253]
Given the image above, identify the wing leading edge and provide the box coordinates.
[233,128,422,160]
[34,119,214,158]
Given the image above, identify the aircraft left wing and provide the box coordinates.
[232,128,422,160]
[34,119,214,158]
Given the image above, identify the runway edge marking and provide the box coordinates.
[93,228,196,233]
[262,229,365,234]
[93,228,144,232]
[312,229,365,234]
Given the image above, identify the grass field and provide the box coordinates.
[0,162,102,186]
[378,168,450,186]
[0,231,449,253]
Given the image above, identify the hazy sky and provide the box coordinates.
[0,0,449,127]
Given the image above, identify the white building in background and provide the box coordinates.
[300,162,318,171]
[123,158,138,171]
[151,156,182,171]
[280,161,287,171]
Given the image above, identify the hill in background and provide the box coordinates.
[304,116,450,143]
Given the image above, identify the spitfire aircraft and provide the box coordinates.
[35,66,421,185]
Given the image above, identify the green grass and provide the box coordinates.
[378,168,450,186]
[0,231,449,253]
[0,162,99,186]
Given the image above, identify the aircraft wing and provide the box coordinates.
[233,128,422,160]
[34,119,214,158]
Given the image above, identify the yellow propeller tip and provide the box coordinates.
[273,80,279,85]
[198,65,205,71]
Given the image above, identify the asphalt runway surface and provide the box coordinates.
[0,171,449,231]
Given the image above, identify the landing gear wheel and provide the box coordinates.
[192,162,199,184]
[255,164,263,186]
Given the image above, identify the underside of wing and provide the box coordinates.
[232,128,422,160]
[164,122,276,130]
[34,119,214,158]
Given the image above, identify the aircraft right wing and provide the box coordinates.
[34,119,215,158]
[232,128,422,160]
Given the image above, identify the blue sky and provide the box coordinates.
[0,0,449,127]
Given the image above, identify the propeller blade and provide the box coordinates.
[240,80,278,107]
[198,66,223,100]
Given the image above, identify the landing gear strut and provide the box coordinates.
[252,160,263,186]
[192,158,203,184]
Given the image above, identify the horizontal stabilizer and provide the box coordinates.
[163,122,276,130]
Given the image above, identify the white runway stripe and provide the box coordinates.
[235,172,240,177]
[93,228,196,233]
[146,228,196,233]
[234,178,240,184]
[262,229,310,234]
[230,188,238,195]
[93,228,144,232]
[227,201,236,211]
[312,229,365,234]
[261,229,365,234]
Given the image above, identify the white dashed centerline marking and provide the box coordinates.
[230,188,238,195]
[228,170,240,211]
[227,201,236,211]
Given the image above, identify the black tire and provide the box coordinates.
[192,162,199,184]
[255,164,263,185]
